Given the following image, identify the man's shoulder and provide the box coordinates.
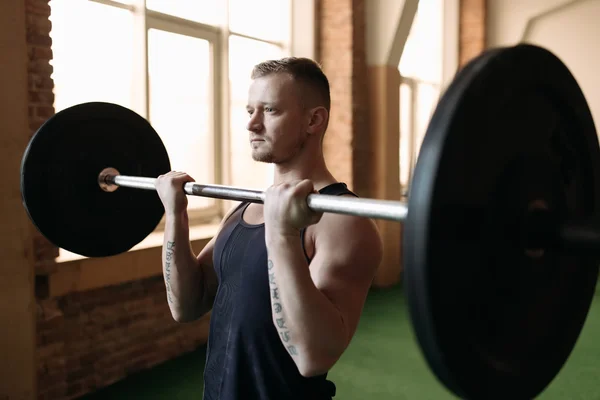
[313,207,382,260]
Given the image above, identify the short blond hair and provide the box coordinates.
[251,57,331,112]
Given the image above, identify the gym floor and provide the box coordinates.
[81,284,600,400]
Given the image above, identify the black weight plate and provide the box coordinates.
[21,102,171,258]
[404,44,600,399]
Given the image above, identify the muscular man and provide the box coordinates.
[155,57,383,400]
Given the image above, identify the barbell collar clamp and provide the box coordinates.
[98,167,120,193]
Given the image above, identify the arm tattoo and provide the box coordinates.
[165,241,175,304]
[268,258,298,357]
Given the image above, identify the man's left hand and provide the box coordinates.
[264,179,323,236]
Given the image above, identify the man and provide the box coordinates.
[155,57,383,400]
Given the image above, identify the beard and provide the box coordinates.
[251,132,308,164]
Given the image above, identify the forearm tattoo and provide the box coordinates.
[165,241,175,304]
[268,259,298,356]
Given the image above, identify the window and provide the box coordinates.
[398,0,444,197]
[147,28,215,211]
[49,0,297,260]
[49,1,135,112]
[228,0,291,42]
[146,0,222,25]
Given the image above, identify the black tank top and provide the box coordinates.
[202,182,358,400]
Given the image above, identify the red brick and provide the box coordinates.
[38,342,63,359]
[35,105,53,119]
[31,45,53,61]
[45,355,67,371]
[28,60,53,76]
[26,0,57,270]
[27,32,52,47]
[29,90,54,105]
[29,74,53,91]
[38,382,68,399]
[65,382,84,397]
[318,0,370,194]
[26,0,51,16]
[38,372,67,389]
[67,368,91,384]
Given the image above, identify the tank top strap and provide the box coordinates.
[224,201,249,223]
[317,182,358,197]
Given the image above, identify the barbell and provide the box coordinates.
[20,43,600,399]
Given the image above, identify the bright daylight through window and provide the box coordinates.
[398,0,443,197]
[49,0,293,259]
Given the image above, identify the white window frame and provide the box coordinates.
[399,76,441,197]
[399,0,459,198]
[82,0,314,228]
[49,0,315,264]
[83,0,222,228]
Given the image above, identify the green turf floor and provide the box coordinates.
[82,284,600,399]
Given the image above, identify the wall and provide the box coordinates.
[460,0,486,67]
[318,0,408,288]
[318,0,371,197]
[28,0,60,275]
[487,0,600,128]
[487,0,576,47]
[1,0,37,398]
[318,0,406,287]
[37,277,211,399]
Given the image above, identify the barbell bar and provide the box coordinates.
[19,43,600,400]
[98,168,409,222]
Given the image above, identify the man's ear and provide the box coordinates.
[306,106,328,135]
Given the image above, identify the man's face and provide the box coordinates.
[246,73,309,164]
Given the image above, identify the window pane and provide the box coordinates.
[399,0,443,83]
[146,0,223,25]
[49,1,135,112]
[399,82,412,194]
[399,82,439,194]
[148,29,214,210]
[229,35,284,189]
[415,83,439,152]
[229,0,290,42]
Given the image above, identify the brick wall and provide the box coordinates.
[26,0,59,274]
[317,0,371,196]
[459,0,487,67]
[350,0,371,197]
[36,276,210,399]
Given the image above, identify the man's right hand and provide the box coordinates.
[155,171,195,217]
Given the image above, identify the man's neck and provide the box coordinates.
[272,153,336,191]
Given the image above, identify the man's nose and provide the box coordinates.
[246,113,263,132]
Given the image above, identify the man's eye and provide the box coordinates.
[265,107,273,112]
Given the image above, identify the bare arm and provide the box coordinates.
[264,182,382,377]
[163,202,242,322]
[163,209,197,321]
[156,171,237,323]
